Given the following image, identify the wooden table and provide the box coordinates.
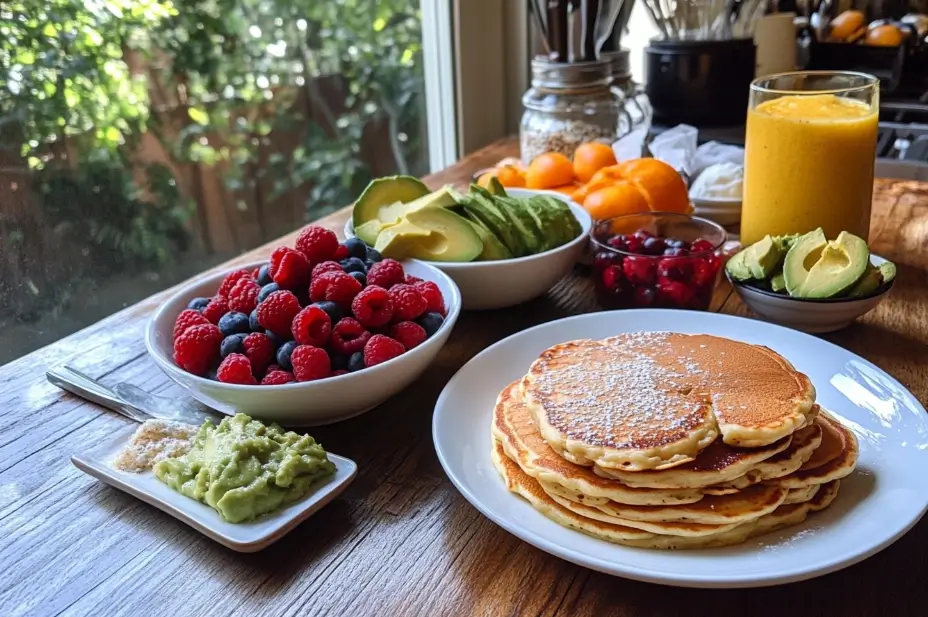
[2,138,926,617]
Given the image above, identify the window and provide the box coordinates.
[0,0,466,365]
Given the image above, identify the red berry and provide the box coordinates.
[312,260,343,281]
[331,369,349,376]
[257,290,302,337]
[252,267,261,279]
[242,332,275,376]
[625,236,644,253]
[174,309,210,340]
[310,270,363,307]
[173,323,222,376]
[389,284,428,321]
[334,244,350,261]
[363,334,405,367]
[691,239,716,254]
[622,256,656,285]
[414,281,445,315]
[292,305,332,346]
[691,258,718,288]
[217,353,257,385]
[269,247,311,290]
[295,226,339,265]
[657,277,695,307]
[404,274,423,284]
[228,279,261,314]
[201,296,229,324]
[218,269,253,298]
[261,370,295,385]
[656,257,692,281]
[291,345,331,382]
[351,286,394,327]
[366,259,405,289]
[329,317,372,356]
[390,321,427,350]
[601,265,625,292]
[634,285,656,307]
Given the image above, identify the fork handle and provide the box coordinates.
[47,365,152,424]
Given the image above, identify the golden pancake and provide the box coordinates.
[784,484,820,505]
[775,414,858,489]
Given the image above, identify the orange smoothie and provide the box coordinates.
[741,94,878,245]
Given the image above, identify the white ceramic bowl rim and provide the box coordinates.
[689,195,743,205]
[725,254,894,304]
[146,259,462,391]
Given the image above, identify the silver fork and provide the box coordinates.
[47,365,220,426]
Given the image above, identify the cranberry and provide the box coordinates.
[657,277,695,307]
[607,235,628,250]
[656,257,693,281]
[622,256,657,285]
[594,251,623,268]
[625,235,644,254]
[642,237,666,255]
[691,258,718,288]
[634,229,653,240]
[663,247,690,257]
[691,239,716,254]
[634,285,656,307]
[602,265,625,292]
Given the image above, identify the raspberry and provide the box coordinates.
[217,353,257,384]
[295,226,339,265]
[329,317,372,356]
[309,270,363,308]
[363,334,405,367]
[414,281,445,315]
[334,244,350,261]
[291,305,332,346]
[404,274,423,285]
[174,309,210,340]
[252,267,261,279]
[218,269,253,298]
[351,285,393,327]
[261,370,295,385]
[312,260,343,281]
[389,284,427,321]
[291,345,331,381]
[257,290,302,337]
[390,321,427,350]
[173,323,222,376]
[201,296,229,324]
[366,259,405,289]
[242,332,275,376]
[269,246,311,290]
[228,279,261,314]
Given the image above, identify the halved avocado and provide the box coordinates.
[352,176,429,228]
[374,220,433,259]
[783,228,828,295]
[379,186,457,225]
[396,207,483,262]
[356,219,390,246]
[845,264,882,298]
[463,192,526,257]
[789,230,870,299]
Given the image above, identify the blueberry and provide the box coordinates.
[344,237,368,260]
[348,351,366,372]
[187,297,210,312]
[666,239,686,249]
[220,334,247,359]
[248,309,260,332]
[312,301,344,324]
[642,237,666,255]
[330,354,350,371]
[218,312,251,336]
[350,271,366,286]
[365,247,383,263]
[264,330,283,349]
[258,282,280,303]
[256,264,273,286]
[341,257,367,274]
[277,341,299,371]
[663,247,690,257]
[416,312,444,338]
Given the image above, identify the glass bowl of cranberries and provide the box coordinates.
[590,212,727,311]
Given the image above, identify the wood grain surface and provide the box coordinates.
[1,138,926,617]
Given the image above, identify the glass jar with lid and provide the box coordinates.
[520,57,631,164]
[601,48,652,134]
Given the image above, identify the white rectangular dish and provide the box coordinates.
[72,433,357,552]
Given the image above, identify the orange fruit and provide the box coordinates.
[573,143,618,184]
[547,183,580,195]
[582,181,650,220]
[525,152,574,189]
[866,24,904,47]
[614,159,690,214]
[571,179,614,204]
[587,164,625,186]
[476,171,497,188]
[496,164,526,188]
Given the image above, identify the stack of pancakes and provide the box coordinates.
[491,332,858,549]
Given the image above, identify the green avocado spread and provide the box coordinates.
[153,413,336,523]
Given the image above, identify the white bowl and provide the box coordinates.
[691,195,742,227]
[727,254,894,333]
[146,259,461,425]
[345,188,592,310]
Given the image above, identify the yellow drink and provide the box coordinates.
[741,74,879,246]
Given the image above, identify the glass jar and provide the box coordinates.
[520,57,631,164]
[602,49,652,134]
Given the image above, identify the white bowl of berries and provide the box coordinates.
[146,226,461,425]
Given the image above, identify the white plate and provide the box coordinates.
[432,309,928,588]
[72,432,357,552]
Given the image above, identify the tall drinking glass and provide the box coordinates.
[741,71,879,246]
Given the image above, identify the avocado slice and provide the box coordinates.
[379,186,457,226]
[845,264,883,298]
[770,272,787,293]
[465,217,512,260]
[538,196,582,243]
[524,196,575,250]
[494,196,546,254]
[356,219,390,245]
[783,228,828,295]
[486,176,508,197]
[462,192,526,257]
[352,176,429,228]
[726,235,783,282]
[790,231,870,299]
[879,260,896,284]
[375,208,482,262]
[773,233,801,253]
